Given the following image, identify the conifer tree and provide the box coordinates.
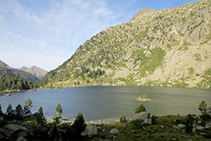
[15,104,23,118]
[53,103,63,122]
[71,113,86,135]
[0,104,3,116]
[6,103,14,116]
[24,98,33,115]
[38,106,44,117]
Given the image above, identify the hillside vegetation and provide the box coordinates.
[40,0,211,89]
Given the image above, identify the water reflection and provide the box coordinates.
[0,86,210,122]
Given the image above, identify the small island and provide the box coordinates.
[136,90,151,101]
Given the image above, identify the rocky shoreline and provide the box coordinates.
[0,109,211,141]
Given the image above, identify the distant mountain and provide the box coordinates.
[0,60,40,83]
[19,66,29,71]
[18,66,48,80]
[40,0,211,89]
[0,60,10,68]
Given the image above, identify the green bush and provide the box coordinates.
[199,100,207,114]
[200,113,211,121]
[135,102,146,113]
[120,116,126,123]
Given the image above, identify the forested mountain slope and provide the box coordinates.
[40,0,211,88]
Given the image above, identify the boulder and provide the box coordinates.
[0,124,28,137]
[142,118,152,125]
[129,111,147,121]
[80,132,86,136]
[173,125,179,129]
[178,124,186,129]
[83,124,98,137]
[16,136,27,141]
[110,128,119,134]
[197,120,202,124]
[195,125,205,130]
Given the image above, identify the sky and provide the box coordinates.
[0,0,199,71]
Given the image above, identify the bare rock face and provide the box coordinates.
[130,8,156,21]
[40,1,211,89]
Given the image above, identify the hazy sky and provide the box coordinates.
[0,0,199,71]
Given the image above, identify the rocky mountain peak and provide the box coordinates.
[40,1,211,89]
[130,8,156,21]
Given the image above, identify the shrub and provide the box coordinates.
[135,102,146,113]
[199,100,207,114]
[120,116,126,123]
[35,112,46,125]
[185,114,194,133]
[151,115,158,124]
[200,113,211,121]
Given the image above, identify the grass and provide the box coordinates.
[200,34,211,45]
[90,114,211,141]
[197,68,211,88]
[139,48,166,77]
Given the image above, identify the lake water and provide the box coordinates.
[0,86,210,122]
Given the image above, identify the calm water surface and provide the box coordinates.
[0,86,210,122]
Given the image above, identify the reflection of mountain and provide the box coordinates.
[18,66,48,80]
[0,60,40,83]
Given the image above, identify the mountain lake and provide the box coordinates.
[0,86,210,122]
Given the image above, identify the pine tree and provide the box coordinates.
[0,104,3,116]
[6,104,14,116]
[24,98,33,115]
[53,103,63,122]
[38,106,44,117]
[15,104,23,118]
[71,113,86,135]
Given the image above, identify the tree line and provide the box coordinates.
[74,66,105,79]
[0,98,86,140]
[0,77,38,91]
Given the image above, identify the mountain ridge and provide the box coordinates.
[39,0,211,89]
[18,66,48,80]
[0,60,40,83]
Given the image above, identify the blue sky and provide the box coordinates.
[0,0,199,71]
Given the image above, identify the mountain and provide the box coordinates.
[0,60,40,83]
[39,0,211,89]
[0,60,10,68]
[18,66,48,80]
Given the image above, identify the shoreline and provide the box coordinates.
[52,112,201,125]
[39,85,211,93]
